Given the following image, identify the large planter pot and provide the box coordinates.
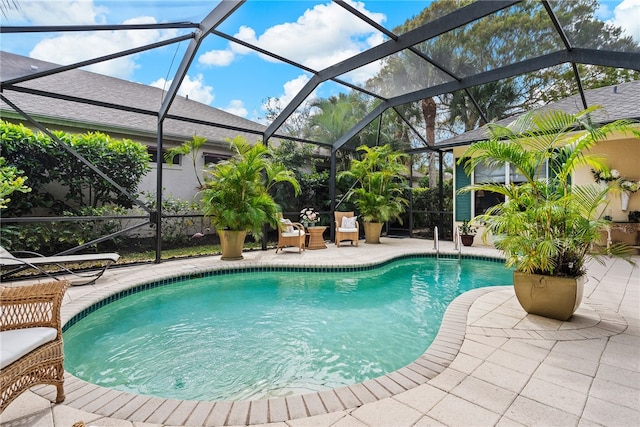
[513,271,585,321]
[363,222,383,244]
[218,230,247,261]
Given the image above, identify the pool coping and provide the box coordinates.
[35,252,506,426]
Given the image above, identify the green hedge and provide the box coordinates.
[1,121,150,216]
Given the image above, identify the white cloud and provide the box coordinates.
[280,74,312,106]
[608,0,640,42]
[5,0,108,25]
[198,0,386,86]
[235,0,385,76]
[27,6,178,80]
[150,74,214,105]
[199,50,235,67]
[222,100,248,117]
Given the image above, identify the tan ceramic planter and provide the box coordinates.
[363,222,383,244]
[513,271,585,321]
[218,230,247,260]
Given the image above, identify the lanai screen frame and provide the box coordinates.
[1,0,639,262]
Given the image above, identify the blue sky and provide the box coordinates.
[2,0,638,123]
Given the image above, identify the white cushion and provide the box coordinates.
[279,218,293,233]
[341,216,358,229]
[0,327,58,369]
[281,231,305,237]
[338,227,358,233]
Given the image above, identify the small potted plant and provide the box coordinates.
[299,207,320,228]
[459,219,477,246]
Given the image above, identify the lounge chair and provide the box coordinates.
[334,211,359,247]
[0,246,119,285]
[0,280,70,413]
[275,215,306,254]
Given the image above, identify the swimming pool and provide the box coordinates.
[64,256,512,401]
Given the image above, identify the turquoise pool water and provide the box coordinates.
[64,257,512,401]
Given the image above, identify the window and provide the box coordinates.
[148,147,180,165]
[203,152,230,166]
[474,163,505,216]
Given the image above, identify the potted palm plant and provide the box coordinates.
[200,136,300,260]
[338,144,409,243]
[458,107,638,320]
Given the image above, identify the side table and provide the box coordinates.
[306,226,327,250]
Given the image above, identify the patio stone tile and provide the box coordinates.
[226,400,250,426]
[330,414,367,427]
[205,401,233,427]
[589,377,640,410]
[552,339,608,361]
[448,353,483,374]
[520,377,588,416]
[426,368,467,393]
[86,416,133,426]
[458,339,498,359]
[142,399,181,425]
[600,342,640,372]
[485,348,541,375]
[347,383,377,405]
[99,393,148,419]
[495,416,528,427]
[470,311,522,328]
[504,396,579,426]
[544,352,600,377]
[595,363,640,389]
[248,399,269,425]
[359,379,392,400]
[392,384,446,412]
[471,361,530,393]
[0,392,54,427]
[110,395,152,420]
[463,334,508,349]
[286,411,347,427]
[125,398,166,423]
[451,376,517,414]
[302,393,326,417]
[532,363,593,394]
[285,395,308,420]
[267,398,288,423]
[80,389,124,414]
[499,339,550,362]
[351,397,422,427]
[183,402,216,427]
[413,414,447,426]
[427,394,501,426]
[52,405,102,427]
[581,395,640,426]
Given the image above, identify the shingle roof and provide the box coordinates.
[438,80,640,148]
[0,51,266,144]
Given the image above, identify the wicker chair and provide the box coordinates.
[275,215,306,253]
[334,211,359,247]
[0,281,70,413]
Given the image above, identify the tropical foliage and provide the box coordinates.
[0,121,150,215]
[459,107,640,277]
[200,136,300,238]
[338,144,409,223]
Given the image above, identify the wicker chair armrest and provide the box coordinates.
[0,281,70,333]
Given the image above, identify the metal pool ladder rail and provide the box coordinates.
[434,226,462,260]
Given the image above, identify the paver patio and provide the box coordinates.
[1,238,638,426]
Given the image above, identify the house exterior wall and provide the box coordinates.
[451,132,640,248]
